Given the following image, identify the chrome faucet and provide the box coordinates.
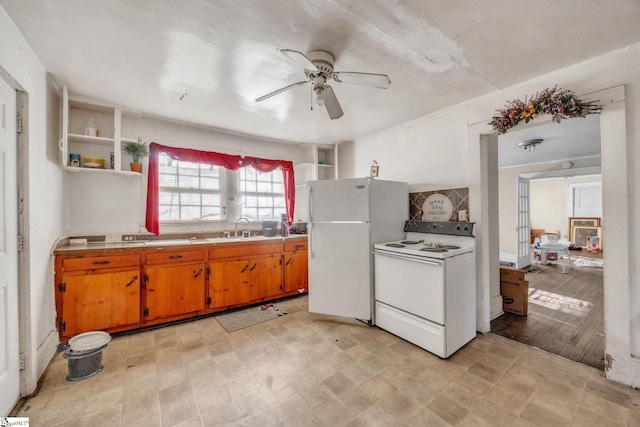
[234,217,250,237]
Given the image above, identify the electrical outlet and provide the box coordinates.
[122,235,136,241]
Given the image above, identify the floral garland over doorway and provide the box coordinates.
[488,86,602,134]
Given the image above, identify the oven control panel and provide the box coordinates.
[403,220,475,236]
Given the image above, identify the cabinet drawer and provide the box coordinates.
[284,240,308,252]
[209,241,282,260]
[146,250,205,265]
[63,254,140,271]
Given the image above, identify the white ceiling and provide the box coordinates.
[2,0,640,146]
[498,114,601,168]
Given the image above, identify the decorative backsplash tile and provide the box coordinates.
[409,188,470,221]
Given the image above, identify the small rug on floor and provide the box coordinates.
[215,303,288,333]
[572,256,604,268]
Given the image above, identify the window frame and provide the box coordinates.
[157,153,227,223]
[237,167,286,221]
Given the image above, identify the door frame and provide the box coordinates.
[515,176,531,269]
[468,85,635,385]
[0,67,29,401]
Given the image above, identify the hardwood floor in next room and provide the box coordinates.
[491,251,604,370]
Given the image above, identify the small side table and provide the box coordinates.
[534,243,573,273]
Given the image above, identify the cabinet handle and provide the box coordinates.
[250,263,257,271]
[285,258,292,266]
[194,268,203,279]
[296,244,305,250]
[241,264,249,273]
[92,260,111,265]
[125,276,138,287]
[168,255,183,259]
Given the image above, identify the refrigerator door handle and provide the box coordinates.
[308,186,314,259]
[309,222,314,259]
[308,186,313,224]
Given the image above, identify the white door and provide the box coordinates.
[308,222,372,321]
[516,176,531,269]
[0,78,20,415]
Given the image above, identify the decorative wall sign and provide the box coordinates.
[409,188,469,222]
[422,194,453,221]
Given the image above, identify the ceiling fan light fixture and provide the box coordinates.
[313,84,326,107]
[518,138,543,152]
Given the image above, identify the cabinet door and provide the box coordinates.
[209,259,250,309]
[259,256,283,298]
[61,269,140,336]
[284,252,308,293]
[145,263,206,320]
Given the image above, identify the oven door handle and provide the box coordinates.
[375,251,443,266]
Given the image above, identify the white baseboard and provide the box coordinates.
[490,294,504,320]
[31,330,59,394]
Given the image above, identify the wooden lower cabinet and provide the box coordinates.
[208,240,283,310]
[144,262,206,321]
[283,240,308,293]
[54,238,308,339]
[55,254,141,339]
[209,259,247,308]
[284,252,308,293]
[144,250,206,322]
[209,254,282,309]
[60,269,141,337]
[259,255,283,298]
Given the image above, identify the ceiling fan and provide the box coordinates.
[255,49,391,120]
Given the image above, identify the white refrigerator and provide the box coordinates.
[307,178,408,324]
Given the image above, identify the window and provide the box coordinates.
[158,153,226,221]
[146,143,294,234]
[238,168,286,220]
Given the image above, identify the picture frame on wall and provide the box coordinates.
[572,225,603,249]
[568,217,601,242]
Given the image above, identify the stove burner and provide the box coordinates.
[420,247,449,252]
[385,243,405,248]
[401,240,424,245]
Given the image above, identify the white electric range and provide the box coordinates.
[374,220,476,358]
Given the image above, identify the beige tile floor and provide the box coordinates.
[16,295,640,426]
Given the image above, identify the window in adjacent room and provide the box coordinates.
[238,167,286,220]
[158,153,227,221]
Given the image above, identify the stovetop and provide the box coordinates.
[374,220,475,259]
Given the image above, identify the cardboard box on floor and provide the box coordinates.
[500,268,529,315]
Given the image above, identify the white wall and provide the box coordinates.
[0,8,64,394]
[66,114,308,235]
[340,108,471,192]
[498,161,601,254]
[530,175,602,238]
[345,44,640,386]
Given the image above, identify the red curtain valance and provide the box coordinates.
[145,142,295,235]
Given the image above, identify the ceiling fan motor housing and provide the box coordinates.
[307,50,335,76]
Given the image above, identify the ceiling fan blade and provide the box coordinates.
[323,85,344,120]
[333,72,391,89]
[280,49,318,72]
[255,80,309,102]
